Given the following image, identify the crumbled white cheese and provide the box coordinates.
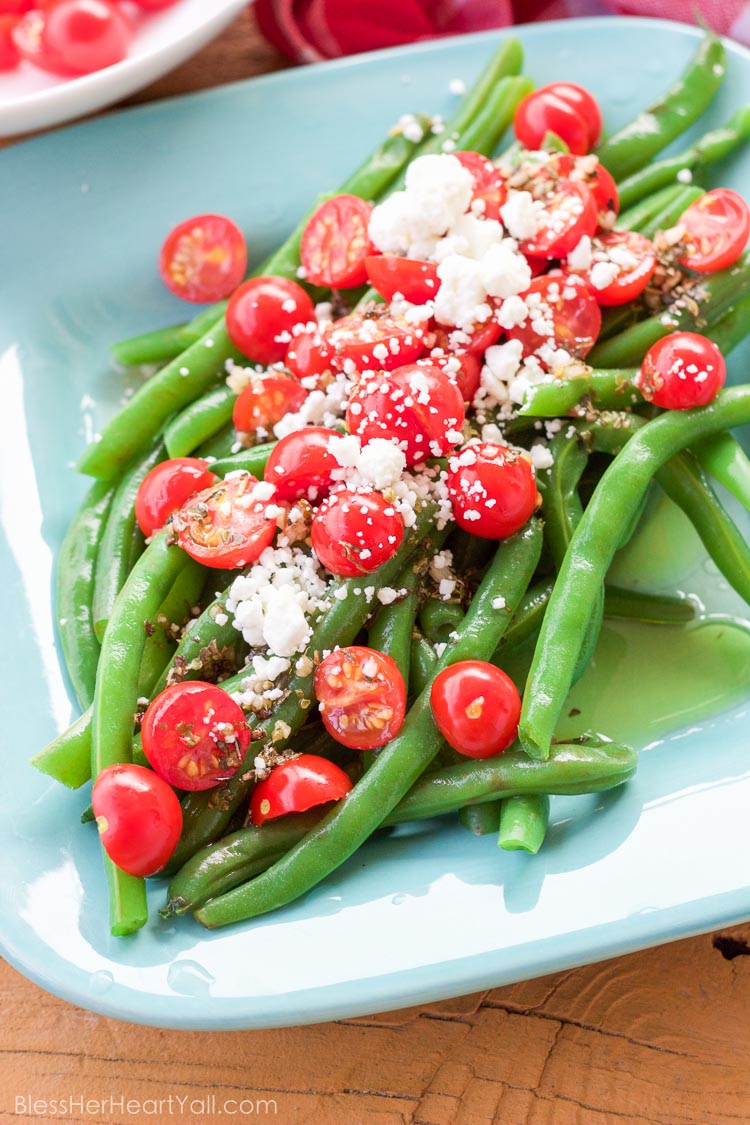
[567,234,593,271]
[499,190,542,240]
[357,439,407,490]
[368,153,474,259]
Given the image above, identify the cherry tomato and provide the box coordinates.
[636,331,726,410]
[264,426,342,503]
[447,443,538,539]
[429,317,502,356]
[430,351,482,403]
[522,180,598,259]
[130,0,180,8]
[300,194,374,289]
[514,86,591,155]
[453,150,508,219]
[679,189,750,273]
[174,473,277,569]
[285,327,334,384]
[579,230,657,307]
[0,15,20,68]
[226,276,315,365]
[545,83,603,146]
[314,646,406,750]
[158,214,247,304]
[249,754,352,826]
[365,255,440,304]
[92,764,182,878]
[524,253,549,278]
[20,0,131,75]
[346,362,465,467]
[543,152,618,221]
[141,682,250,791]
[232,373,308,435]
[507,273,601,361]
[430,660,521,758]
[134,457,217,537]
[326,309,428,373]
[311,488,404,577]
[0,1,33,13]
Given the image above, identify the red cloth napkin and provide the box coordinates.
[255,0,750,62]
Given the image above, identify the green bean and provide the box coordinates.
[55,480,114,709]
[165,503,444,873]
[492,580,553,656]
[164,384,237,459]
[589,253,750,368]
[519,385,750,760]
[92,532,187,934]
[209,443,276,478]
[519,370,641,418]
[167,737,635,916]
[150,584,245,698]
[367,567,419,687]
[194,520,542,928]
[409,634,437,696]
[459,802,502,835]
[602,585,695,624]
[595,32,726,180]
[616,105,750,210]
[455,76,533,155]
[638,184,704,240]
[111,321,209,369]
[498,794,549,853]
[694,431,750,511]
[419,597,466,645]
[31,709,94,791]
[194,423,239,462]
[92,443,164,640]
[435,37,523,143]
[136,560,205,698]
[615,183,685,234]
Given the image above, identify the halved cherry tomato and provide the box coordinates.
[515,86,590,155]
[636,331,726,410]
[542,152,619,221]
[226,276,315,365]
[679,188,750,273]
[311,488,404,577]
[134,457,217,537]
[447,443,538,539]
[17,0,131,75]
[507,273,601,361]
[174,473,277,569]
[249,754,352,827]
[365,255,440,304]
[141,681,250,791]
[301,195,374,289]
[522,180,598,259]
[429,317,502,356]
[346,362,465,466]
[232,373,308,435]
[579,230,657,307]
[285,327,335,384]
[314,646,406,750]
[264,426,342,503]
[326,309,428,373]
[159,214,247,304]
[453,150,508,220]
[430,660,521,759]
[92,764,182,878]
[0,14,20,68]
[430,351,482,403]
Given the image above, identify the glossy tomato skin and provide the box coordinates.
[453,150,507,219]
[545,83,603,146]
[0,14,20,68]
[430,661,521,758]
[542,152,618,220]
[226,277,315,365]
[365,255,440,304]
[300,194,374,289]
[326,310,428,373]
[37,0,131,75]
[249,754,352,826]
[285,328,334,384]
[130,0,180,8]
[134,457,216,537]
[141,681,250,791]
[311,488,405,577]
[0,1,33,12]
[92,764,182,877]
[174,474,277,569]
[679,188,750,273]
[580,231,657,307]
[429,317,503,357]
[264,426,342,503]
[636,332,726,410]
[430,351,482,403]
[232,374,307,435]
[522,180,598,259]
[447,443,538,540]
[159,214,247,304]
[314,646,406,750]
[346,362,465,467]
[507,272,601,360]
[514,87,591,155]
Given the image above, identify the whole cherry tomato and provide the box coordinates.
[636,332,726,410]
[226,277,315,365]
[430,661,521,758]
[447,443,538,539]
[311,488,404,577]
[92,764,182,877]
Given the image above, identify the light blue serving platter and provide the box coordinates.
[3,17,750,1031]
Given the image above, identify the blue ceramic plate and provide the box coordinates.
[4,17,750,1031]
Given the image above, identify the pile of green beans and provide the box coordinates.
[37,28,750,936]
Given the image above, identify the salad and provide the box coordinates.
[33,30,750,936]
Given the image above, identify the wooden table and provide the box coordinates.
[3,11,750,1123]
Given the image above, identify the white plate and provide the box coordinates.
[0,0,249,137]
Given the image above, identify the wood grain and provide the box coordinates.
[4,11,750,1124]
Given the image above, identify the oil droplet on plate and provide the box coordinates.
[167,960,215,997]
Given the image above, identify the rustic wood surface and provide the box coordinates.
[3,10,750,1124]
